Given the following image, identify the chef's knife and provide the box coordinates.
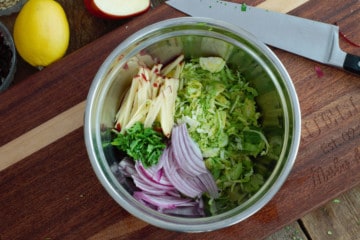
[166,0,360,75]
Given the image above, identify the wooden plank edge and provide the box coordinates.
[265,221,309,240]
[0,101,86,172]
[300,184,360,240]
[257,0,310,13]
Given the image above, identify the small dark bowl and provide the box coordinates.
[0,21,16,92]
[0,0,27,16]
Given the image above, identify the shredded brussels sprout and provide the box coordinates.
[175,58,269,214]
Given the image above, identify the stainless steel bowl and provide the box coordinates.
[84,17,301,232]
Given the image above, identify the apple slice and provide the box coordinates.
[84,0,151,19]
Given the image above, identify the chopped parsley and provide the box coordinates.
[111,122,166,168]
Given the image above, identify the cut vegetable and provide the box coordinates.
[124,100,151,130]
[159,78,179,137]
[111,122,166,168]
[199,56,226,73]
[115,58,181,135]
[111,56,270,217]
[144,94,164,128]
[162,124,219,198]
[118,157,205,216]
[84,0,150,19]
[161,55,184,77]
[175,57,268,214]
[115,75,140,132]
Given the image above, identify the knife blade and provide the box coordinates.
[166,0,360,75]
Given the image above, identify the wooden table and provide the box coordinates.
[1,0,360,239]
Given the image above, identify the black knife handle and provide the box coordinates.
[343,53,360,75]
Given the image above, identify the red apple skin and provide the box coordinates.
[84,0,151,19]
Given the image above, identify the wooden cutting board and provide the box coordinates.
[1,1,360,239]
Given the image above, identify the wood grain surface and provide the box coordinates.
[1,0,360,239]
[302,185,360,239]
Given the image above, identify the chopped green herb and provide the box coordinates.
[327,230,333,235]
[112,122,166,168]
[241,3,247,12]
[293,237,303,240]
[332,198,341,203]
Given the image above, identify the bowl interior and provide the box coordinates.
[0,21,17,92]
[0,0,27,16]
[85,17,300,232]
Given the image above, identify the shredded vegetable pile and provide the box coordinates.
[110,55,270,216]
[175,58,269,214]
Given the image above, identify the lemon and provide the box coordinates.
[199,57,226,73]
[13,0,70,68]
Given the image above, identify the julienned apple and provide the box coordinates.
[84,0,150,19]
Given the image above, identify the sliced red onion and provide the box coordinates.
[118,157,136,177]
[133,191,195,210]
[116,123,217,216]
[162,147,203,198]
[198,173,219,198]
[132,174,176,195]
[314,66,324,78]
[164,123,219,198]
[135,161,173,187]
[339,30,360,47]
[162,197,205,217]
[171,124,205,175]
